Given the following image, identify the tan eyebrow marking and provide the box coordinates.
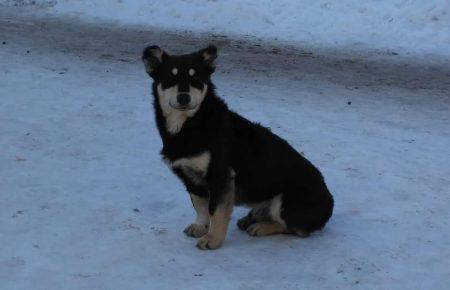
[189,68,195,76]
[172,68,178,75]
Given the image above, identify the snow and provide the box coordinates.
[1,6,450,290]
[2,0,450,57]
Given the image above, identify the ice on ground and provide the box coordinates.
[1,8,450,290]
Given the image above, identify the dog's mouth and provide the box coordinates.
[169,100,197,111]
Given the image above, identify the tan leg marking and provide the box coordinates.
[196,203,233,249]
[184,194,210,238]
[246,221,290,236]
[197,175,235,250]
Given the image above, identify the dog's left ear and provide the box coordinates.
[199,45,217,72]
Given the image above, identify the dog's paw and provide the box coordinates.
[237,215,253,231]
[184,223,209,238]
[246,221,286,237]
[196,234,224,250]
[246,223,265,236]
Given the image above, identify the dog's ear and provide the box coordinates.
[199,45,217,72]
[142,46,167,77]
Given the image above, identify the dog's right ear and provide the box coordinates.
[142,46,166,77]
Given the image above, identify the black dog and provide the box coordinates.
[142,45,334,249]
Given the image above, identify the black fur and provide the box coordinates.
[143,45,334,235]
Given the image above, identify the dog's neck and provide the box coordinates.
[161,107,191,135]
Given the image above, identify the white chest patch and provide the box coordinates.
[165,110,188,135]
[166,151,211,184]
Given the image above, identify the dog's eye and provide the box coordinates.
[171,68,178,76]
[189,68,195,76]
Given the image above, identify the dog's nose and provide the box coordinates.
[177,94,191,106]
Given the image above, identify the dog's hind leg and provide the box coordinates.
[246,221,290,236]
[272,184,334,237]
[245,195,293,236]
[237,200,272,231]
[239,195,302,237]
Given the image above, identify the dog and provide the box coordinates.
[142,45,334,250]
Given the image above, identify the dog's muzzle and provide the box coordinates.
[169,94,197,111]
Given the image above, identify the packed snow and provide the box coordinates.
[1,0,450,57]
[1,4,450,290]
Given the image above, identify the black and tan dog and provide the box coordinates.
[142,45,334,250]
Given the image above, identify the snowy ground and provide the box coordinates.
[1,8,450,290]
[2,0,450,57]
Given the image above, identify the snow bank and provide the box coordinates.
[2,0,449,57]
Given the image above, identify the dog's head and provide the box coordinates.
[142,45,217,112]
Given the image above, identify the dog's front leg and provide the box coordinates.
[197,170,235,250]
[184,194,210,238]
